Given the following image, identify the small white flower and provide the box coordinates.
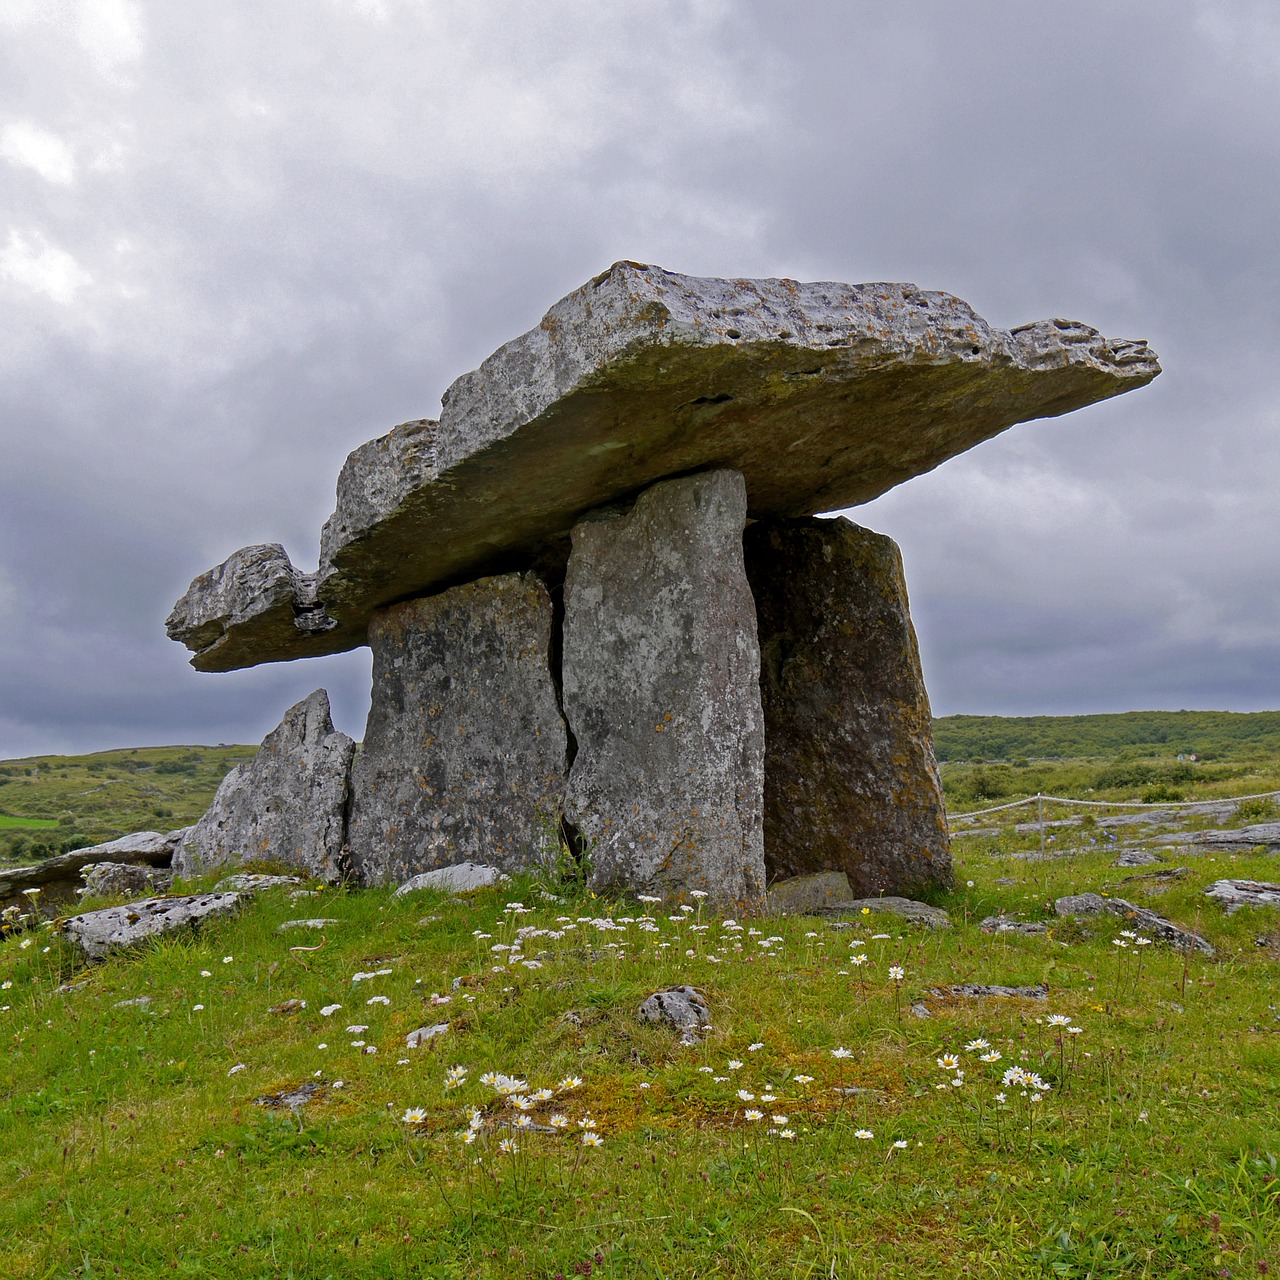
[228,1063,246,1075]
[1046,1014,1071,1027]
[222,956,233,964]
[192,1003,204,1012]
[402,1107,427,1124]
[980,1051,1002,1063]
[760,1093,777,1104]
[581,1131,603,1147]
[345,1025,369,1034]
[350,1040,366,1048]
[777,1129,796,1139]
[831,1047,852,1059]
[771,1114,788,1125]
[744,1109,764,1121]
[794,1074,814,1084]
[747,1042,764,1052]
[317,1043,328,1049]
[367,995,391,1006]
[200,969,212,978]
[854,1129,874,1140]
[737,1089,755,1102]
[557,1076,584,1092]
[892,1140,908,1149]
[727,1060,743,1070]
[577,1116,597,1130]
[320,1004,342,1017]
[964,1039,990,1052]
[887,965,905,981]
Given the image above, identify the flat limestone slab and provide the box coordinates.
[61,893,241,961]
[168,262,1160,671]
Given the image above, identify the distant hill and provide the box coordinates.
[932,710,1280,763]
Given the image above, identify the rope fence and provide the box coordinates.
[947,788,1280,824]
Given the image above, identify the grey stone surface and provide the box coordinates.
[562,470,765,907]
[979,915,1049,936]
[392,863,510,896]
[78,862,173,899]
[1054,892,1215,955]
[767,871,854,916]
[1204,879,1280,914]
[824,896,952,929]
[1113,849,1167,867]
[175,690,354,882]
[277,918,341,931]
[638,985,711,1045]
[406,1023,449,1048]
[168,263,1160,671]
[214,873,305,892]
[1,829,186,909]
[346,573,567,887]
[929,983,1049,999]
[745,516,951,898]
[1190,823,1280,852]
[61,892,241,961]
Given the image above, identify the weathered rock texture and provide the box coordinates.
[79,862,173,899]
[0,829,186,910]
[824,897,952,929]
[1190,823,1280,852]
[346,573,567,887]
[745,516,950,897]
[1204,879,1280,914]
[62,893,241,961]
[174,690,354,882]
[168,264,1160,672]
[562,470,765,906]
[392,863,510,896]
[1054,892,1215,955]
[638,986,712,1045]
[766,871,853,916]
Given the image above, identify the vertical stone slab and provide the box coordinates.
[562,469,765,906]
[175,689,354,882]
[744,517,951,898]
[346,572,567,886]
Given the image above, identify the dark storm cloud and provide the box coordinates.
[1,0,1275,756]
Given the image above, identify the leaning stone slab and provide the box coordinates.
[393,863,510,896]
[61,893,241,961]
[1,829,187,910]
[824,897,951,929]
[1054,892,1214,955]
[175,690,354,883]
[1204,880,1280,915]
[562,470,766,906]
[346,573,567,888]
[767,872,853,916]
[168,263,1160,671]
[745,516,950,897]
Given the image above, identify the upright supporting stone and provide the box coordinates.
[744,517,951,898]
[346,572,567,886]
[175,689,354,882]
[562,469,766,906]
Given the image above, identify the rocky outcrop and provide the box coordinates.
[79,862,173,899]
[392,863,510,896]
[61,892,241,961]
[1190,823,1280,852]
[766,872,853,915]
[562,470,766,906]
[638,986,711,1045]
[0,829,187,910]
[1204,879,1280,914]
[1054,892,1214,955]
[823,897,952,929]
[168,264,1160,672]
[745,516,950,897]
[346,573,567,887]
[174,690,354,882]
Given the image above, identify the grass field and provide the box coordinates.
[0,813,58,830]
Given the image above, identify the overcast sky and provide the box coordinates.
[2,0,1277,759]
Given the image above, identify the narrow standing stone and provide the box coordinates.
[346,572,567,886]
[175,689,354,882]
[744,517,951,898]
[562,469,765,906]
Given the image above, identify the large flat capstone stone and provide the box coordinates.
[346,572,568,887]
[168,263,1160,671]
[62,893,242,961]
[745,516,951,897]
[173,689,354,882]
[562,469,765,906]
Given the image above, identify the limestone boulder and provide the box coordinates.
[1054,892,1214,955]
[392,863,510,896]
[824,897,952,929]
[174,690,354,882]
[78,862,173,899]
[168,264,1160,672]
[61,892,241,961]
[745,516,950,898]
[1204,879,1280,914]
[346,573,567,887]
[562,470,765,907]
[766,871,853,916]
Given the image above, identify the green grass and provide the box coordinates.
[4,826,1280,1278]
[0,813,58,830]
[0,746,253,863]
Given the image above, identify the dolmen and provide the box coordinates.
[168,263,1160,906]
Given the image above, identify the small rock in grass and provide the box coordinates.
[766,872,854,916]
[79,862,174,899]
[268,998,307,1015]
[1204,879,1280,915]
[929,983,1048,1000]
[113,995,152,1008]
[277,918,341,932]
[406,1023,449,1048]
[823,897,951,929]
[638,985,711,1045]
[214,874,304,893]
[1053,892,1214,955]
[1112,849,1167,868]
[909,1002,932,1019]
[979,915,1048,936]
[254,1081,323,1111]
[393,863,509,896]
